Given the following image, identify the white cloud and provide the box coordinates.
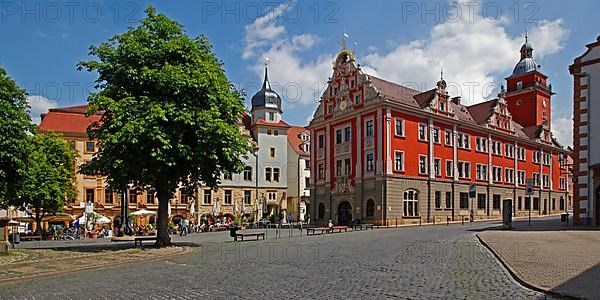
[362,1,569,105]
[552,116,573,147]
[27,95,57,124]
[242,2,333,108]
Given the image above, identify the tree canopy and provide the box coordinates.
[78,6,252,245]
[0,65,34,207]
[14,132,77,233]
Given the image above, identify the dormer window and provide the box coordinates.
[516,81,523,90]
[440,100,446,111]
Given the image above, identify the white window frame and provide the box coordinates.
[419,155,428,175]
[418,123,428,141]
[395,118,405,137]
[445,160,453,178]
[394,151,405,172]
[434,158,441,176]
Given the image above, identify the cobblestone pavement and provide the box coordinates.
[478,218,600,299]
[0,219,553,299]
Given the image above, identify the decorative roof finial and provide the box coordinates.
[440,68,444,80]
[262,57,270,89]
[525,29,528,43]
[264,57,269,67]
[340,33,349,50]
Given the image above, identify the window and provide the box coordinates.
[305,159,310,170]
[458,161,470,179]
[203,190,211,205]
[542,174,550,188]
[435,191,442,209]
[445,192,452,209]
[440,100,446,111]
[432,127,440,144]
[344,158,351,175]
[305,177,310,187]
[403,190,419,217]
[105,189,113,204]
[336,129,342,144]
[224,190,232,204]
[492,166,502,183]
[533,151,541,164]
[243,166,253,181]
[476,164,488,181]
[459,192,469,209]
[491,141,502,155]
[525,197,531,210]
[476,137,488,152]
[418,123,428,141]
[273,130,279,136]
[85,141,95,153]
[517,170,526,185]
[533,198,539,210]
[493,195,501,210]
[477,194,486,209]
[394,151,404,171]
[265,167,272,182]
[516,147,526,161]
[273,168,280,182]
[366,199,375,217]
[559,177,566,189]
[457,133,470,149]
[85,189,94,203]
[419,155,428,175]
[318,164,324,179]
[434,158,441,176]
[318,203,325,219]
[336,160,342,177]
[505,144,515,158]
[318,135,324,149]
[243,191,252,205]
[129,190,137,204]
[518,196,522,210]
[351,80,356,88]
[366,120,374,137]
[223,172,232,180]
[146,190,155,204]
[445,130,453,146]
[270,147,276,158]
[344,127,351,142]
[267,112,275,121]
[560,197,565,210]
[366,153,374,172]
[552,198,556,211]
[533,173,540,186]
[505,168,515,184]
[395,118,404,137]
[355,94,361,104]
[543,153,551,166]
[517,81,523,89]
[267,129,272,135]
[446,160,454,177]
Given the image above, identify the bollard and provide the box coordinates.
[447,217,449,226]
[419,218,422,226]
[462,217,464,225]
[395,218,398,228]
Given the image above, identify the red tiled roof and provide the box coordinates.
[367,75,421,107]
[413,89,436,108]
[38,109,99,135]
[287,126,310,156]
[253,119,291,128]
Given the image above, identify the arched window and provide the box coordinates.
[403,189,419,217]
[318,203,325,219]
[366,199,375,217]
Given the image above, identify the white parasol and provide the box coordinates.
[131,209,156,217]
[95,216,111,224]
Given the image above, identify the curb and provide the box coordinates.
[475,233,581,300]
[0,246,192,284]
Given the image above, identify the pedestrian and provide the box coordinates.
[328,219,334,230]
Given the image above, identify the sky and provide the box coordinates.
[0,0,598,147]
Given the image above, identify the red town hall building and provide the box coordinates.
[309,38,572,226]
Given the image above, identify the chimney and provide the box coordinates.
[451,96,461,106]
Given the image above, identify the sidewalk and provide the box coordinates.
[477,218,600,299]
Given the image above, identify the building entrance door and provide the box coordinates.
[337,201,353,226]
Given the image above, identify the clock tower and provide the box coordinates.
[505,34,555,131]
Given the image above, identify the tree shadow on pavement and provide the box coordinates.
[466,216,600,233]
[551,263,600,299]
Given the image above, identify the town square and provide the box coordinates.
[0,0,599,299]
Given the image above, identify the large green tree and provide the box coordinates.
[78,7,251,246]
[0,65,34,207]
[15,132,77,234]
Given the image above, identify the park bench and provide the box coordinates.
[306,227,330,235]
[211,226,228,232]
[134,236,156,247]
[20,235,42,241]
[330,226,348,233]
[352,224,374,231]
[234,231,265,242]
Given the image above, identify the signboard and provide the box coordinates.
[469,183,476,198]
[85,202,94,214]
[525,179,534,196]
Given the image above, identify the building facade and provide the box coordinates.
[309,39,572,226]
[570,36,600,226]
[286,126,311,221]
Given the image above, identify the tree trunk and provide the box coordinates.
[34,209,43,235]
[155,186,171,247]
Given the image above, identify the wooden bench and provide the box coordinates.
[20,235,42,241]
[330,226,348,233]
[353,224,374,231]
[306,227,330,235]
[211,226,228,232]
[134,236,156,247]
[234,232,265,242]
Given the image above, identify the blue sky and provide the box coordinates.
[0,0,598,147]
